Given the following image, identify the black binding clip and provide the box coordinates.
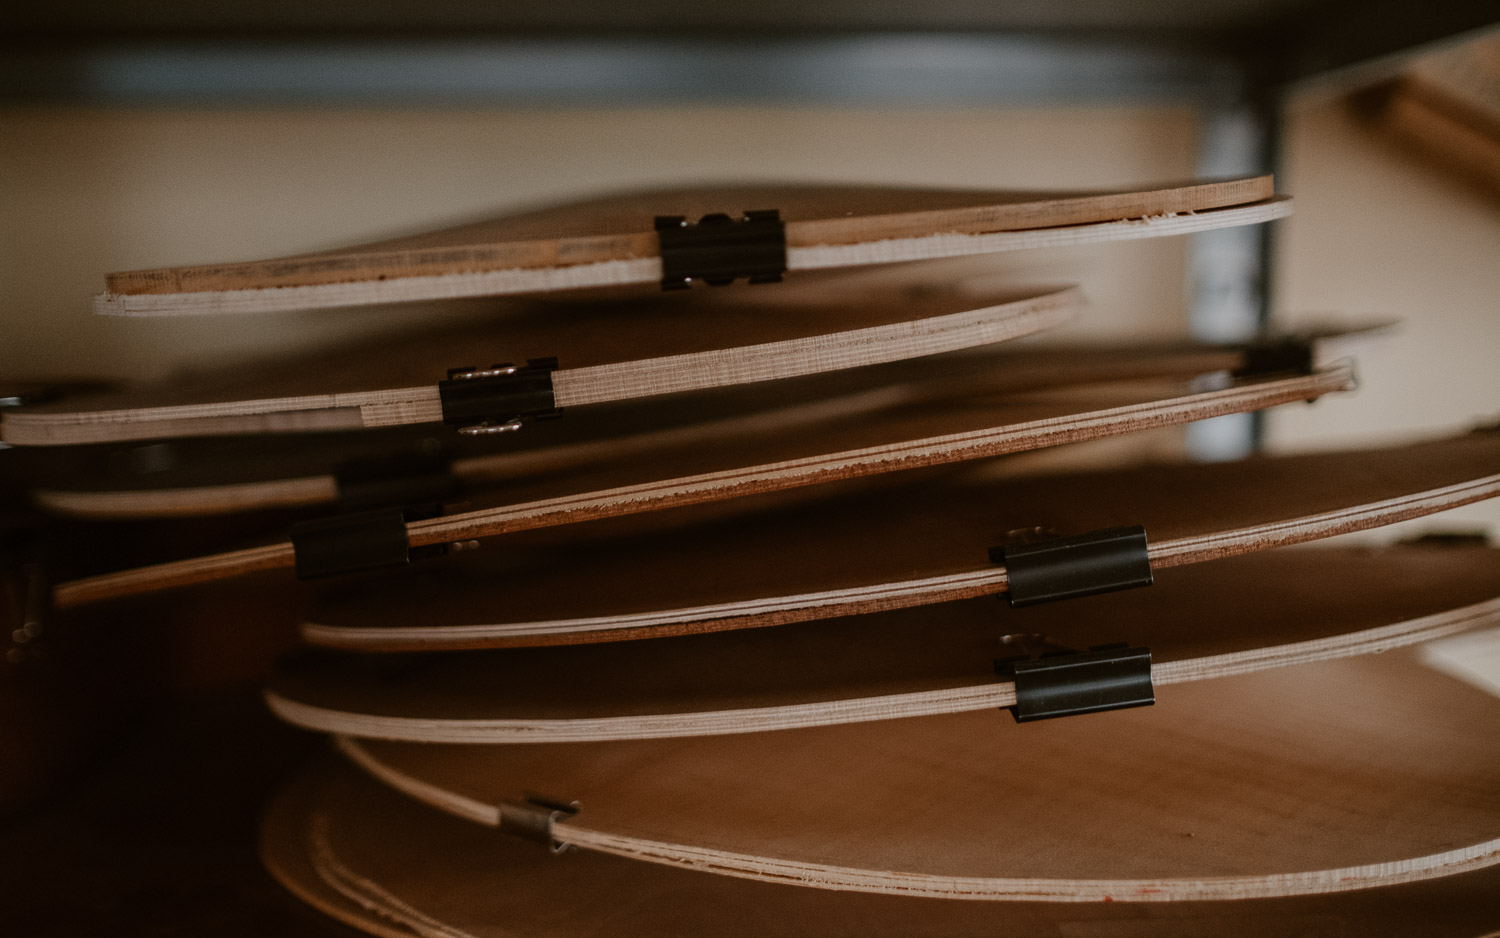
[654,210,787,290]
[990,525,1153,607]
[334,445,460,513]
[499,794,580,854]
[290,505,447,580]
[439,357,561,437]
[995,637,1154,722]
[1232,337,1315,378]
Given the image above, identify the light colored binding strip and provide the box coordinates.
[93,200,1291,317]
[272,594,1500,744]
[331,734,1500,902]
[300,471,1500,652]
[11,287,1075,446]
[46,365,1357,609]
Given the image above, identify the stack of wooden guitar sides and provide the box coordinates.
[6,177,1500,937]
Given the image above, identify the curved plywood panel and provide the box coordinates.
[263,759,1500,936]
[48,367,1354,609]
[98,177,1282,315]
[299,431,1500,652]
[7,282,1076,446]
[341,649,1500,901]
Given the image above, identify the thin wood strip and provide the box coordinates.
[404,368,1354,546]
[10,287,1076,445]
[95,199,1288,317]
[271,591,1500,744]
[300,472,1500,649]
[45,367,1354,609]
[106,178,1273,295]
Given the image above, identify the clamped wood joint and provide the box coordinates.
[499,794,580,854]
[439,358,561,436]
[290,505,447,580]
[990,525,1153,607]
[995,637,1155,723]
[654,210,787,290]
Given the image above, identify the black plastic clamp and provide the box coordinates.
[290,506,446,580]
[990,525,1153,607]
[334,446,460,513]
[654,210,787,290]
[1232,337,1315,378]
[439,357,561,436]
[499,794,580,854]
[995,638,1154,722]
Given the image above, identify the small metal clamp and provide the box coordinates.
[499,794,580,854]
[1232,337,1315,378]
[654,210,787,290]
[438,357,561,436]
[990,525,1153,607]
[995,636,1154,722]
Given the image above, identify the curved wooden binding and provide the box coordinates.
[298,430,1500,652]
[21,339,1259,520]
[263,759,1500,936]
[270,547,1500,742]
[334,649,1500,902]
[6,282,1078,447]
[44,366,1356,609]
[97,177,1285,316]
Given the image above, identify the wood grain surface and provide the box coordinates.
[264,757,1500,934]
[339,648,1500,900]
[299,430,1500,651]
[7,282,1078,446]
[268,546,1500,742]
[96,177,1279,315]
[46,367,1355,609]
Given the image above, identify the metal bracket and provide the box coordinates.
[439,357,561,436]
[654,210,787,290]
[990,525,1153,607]
[499,794,581,854]
[996,638,1155,722]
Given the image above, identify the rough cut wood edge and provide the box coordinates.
[300,473,1500,652]
[270,590,1500,744]
[8,288,1077,447]
[92,199,1291,317]
[330,734,1500,902]
[47,366,1354,610]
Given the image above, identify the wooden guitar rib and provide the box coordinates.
[97,177,1282,315]
[269,547,1500,743]
[264,757,1500,936]
[45,367,1354,609]
[5,284,1077,446]
[24,340,1257,519]
[334,649,1500,902]
[299,430,1500,651]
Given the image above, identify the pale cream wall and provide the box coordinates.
[0,106,1198,384]
[1269,95,1500,536]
